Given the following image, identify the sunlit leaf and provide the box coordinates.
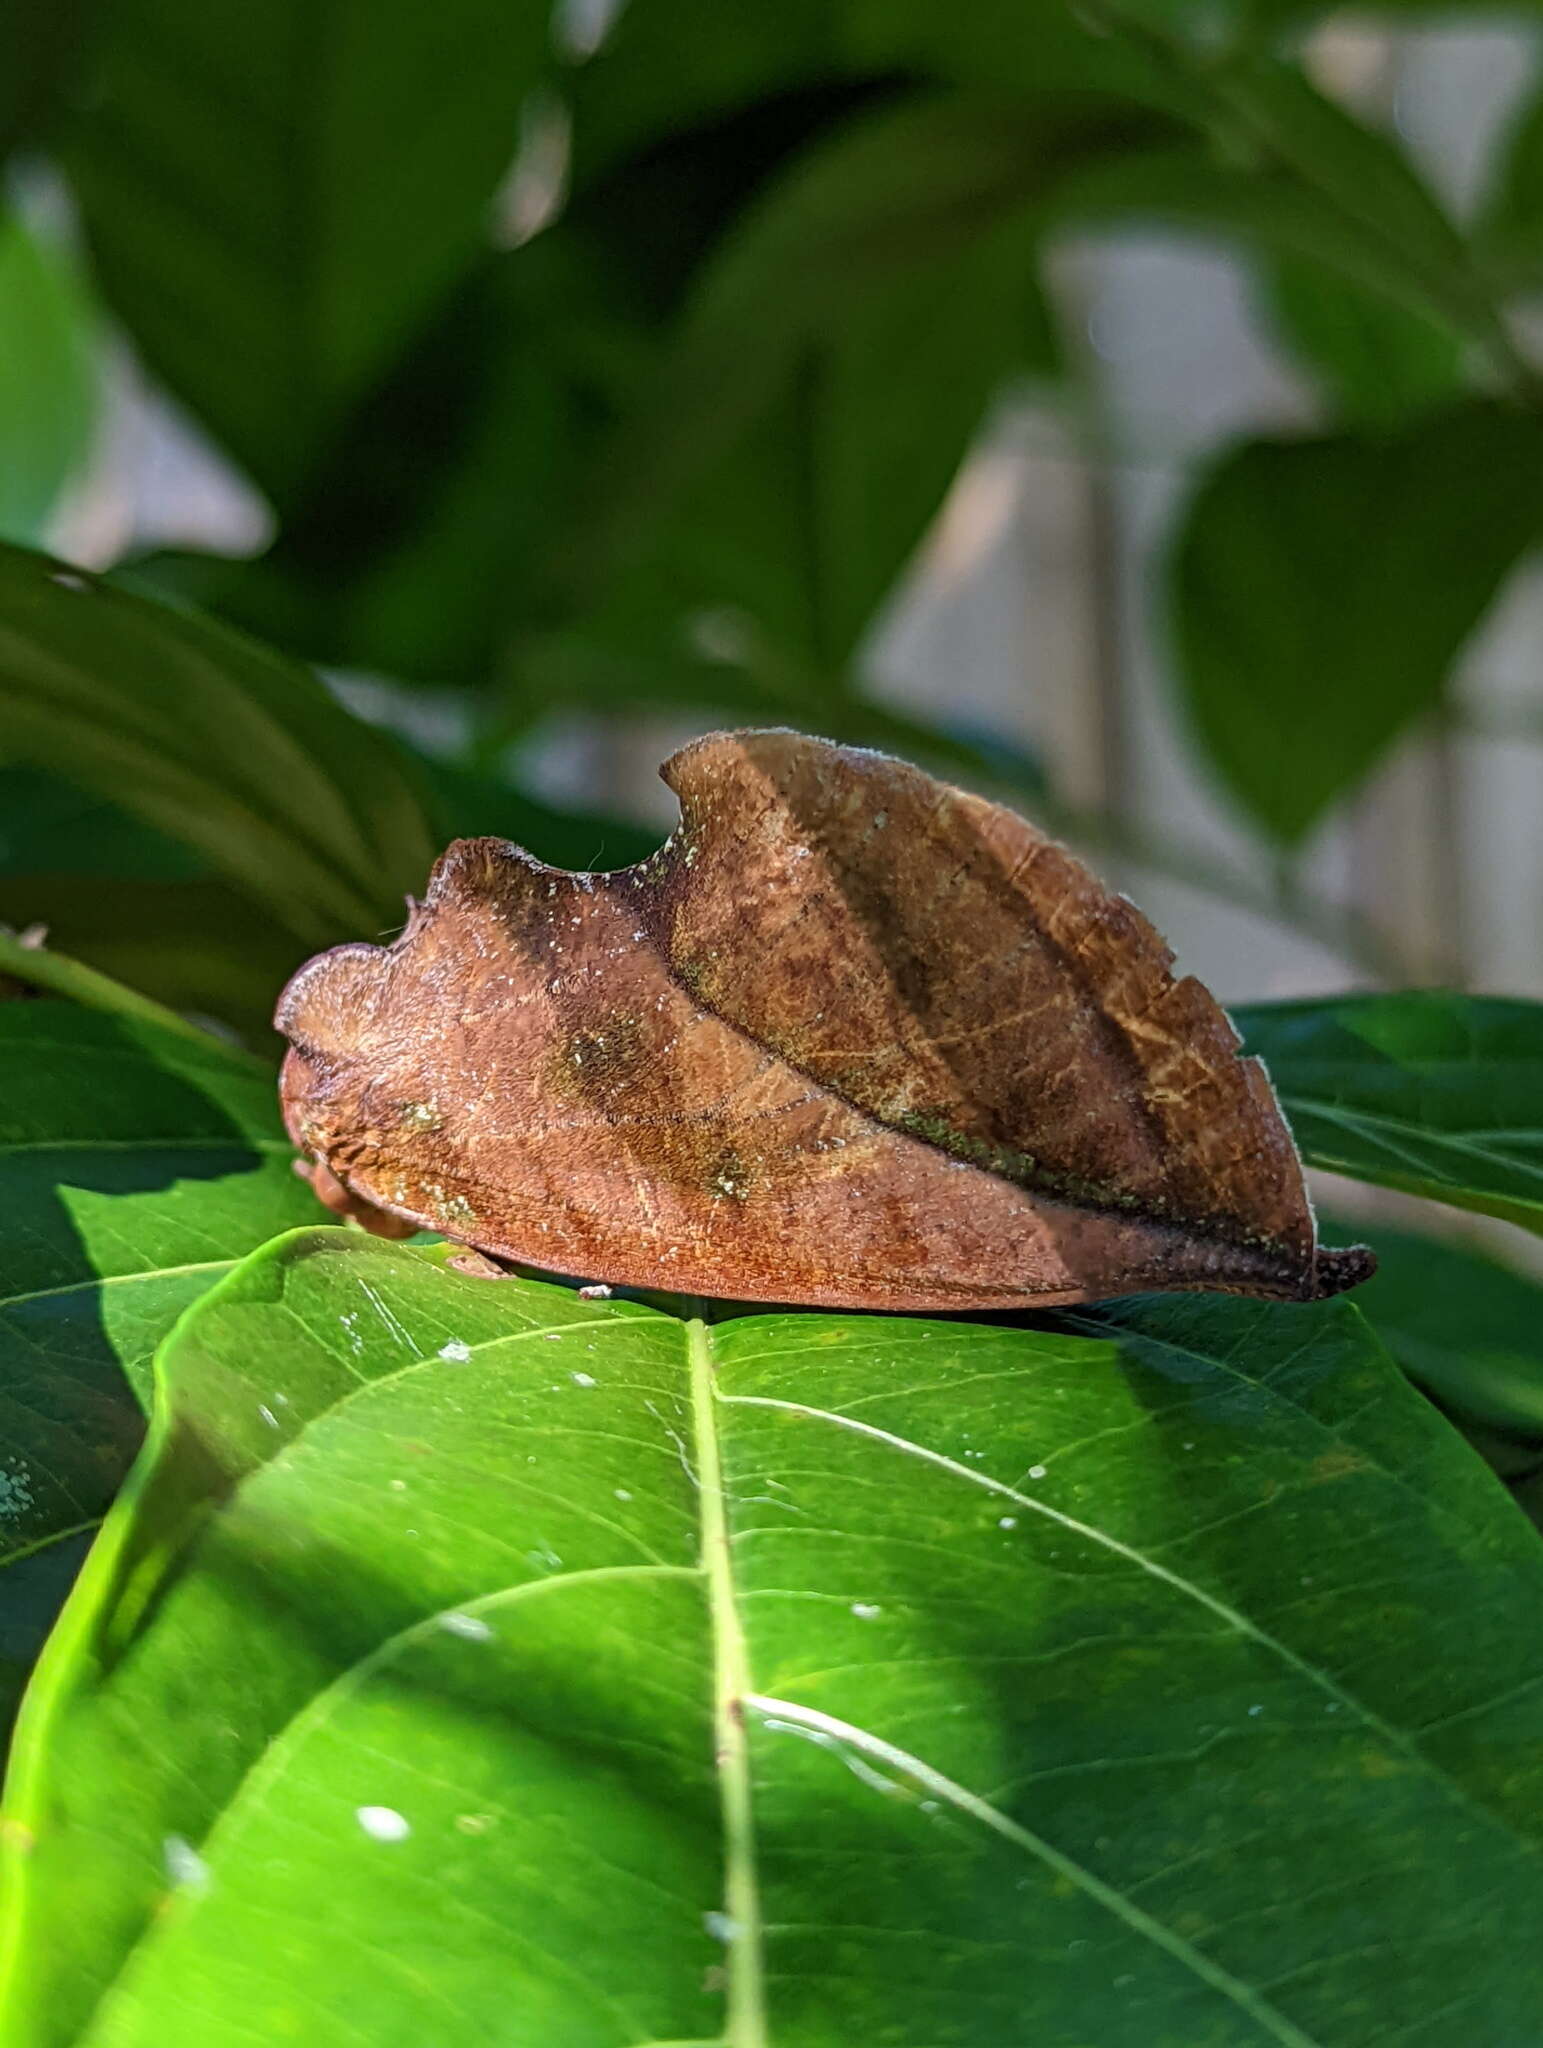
[6,1232,1543,2044]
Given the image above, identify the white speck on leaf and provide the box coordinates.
[440,1612,493,1642]
[704,1910,741,1943]
[570,1370,596,1388]
[614,1487,633,1502]
[850,1602,881,1621]
[257,1404,279,1429]
[163,1835,210,1888]
[356,1805,411,1842]
[1027,1464,1047,1481]
[998,1516,1017,1530]
[439,1340,472,1363]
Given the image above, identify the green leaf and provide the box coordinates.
[0,540,439,945]
[0,876,305,1049]
[0,216,97,546]
[1326,1212,1543,1441]
[1474,64,1543,288]
[421,760,660,875]
[0,767,305,1044]
[8,1231,1543,2044]
[1239,993,1543,1232]
[1258,254,1464,429]
[0,1003,314,1732]
[566,0,847,184]
[0,767,206,884]
[61,0,549,497]
[609,214,1058,676]
[1169,407,1543,842]
[0,0,98,158]
[576,93,1118,635]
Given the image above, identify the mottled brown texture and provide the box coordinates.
[275,729,1373,1310]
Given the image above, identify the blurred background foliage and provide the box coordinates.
[2,0,1543,1494]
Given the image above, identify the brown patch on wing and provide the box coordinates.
[275,731,1371,1309]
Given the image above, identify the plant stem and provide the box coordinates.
[0,929,269,1068]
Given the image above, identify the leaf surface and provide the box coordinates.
[1168,409,1543,842]
[0,541,438,945]
[0,216,97,546]
[1240,994,1543,1233]
[6,1231,1543,2045]
[0,1004,315,1726]
[62,0,548,496]
[1325,1212,1543,1442]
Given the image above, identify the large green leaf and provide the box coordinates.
[0,1003,314,1729]
[0,540,438,945]
[1240,993,1543,1232]
[1169,408,1543,842]
[7,1230,1543,2044]
[0,216,97,546]
[61,0,549,497]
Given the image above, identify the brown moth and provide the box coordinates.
[276,729,1373,1311]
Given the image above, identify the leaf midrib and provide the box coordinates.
[687,1318,767,2048]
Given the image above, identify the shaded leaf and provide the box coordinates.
[1476,64,1543,287]
[0,766,204,883]
[589,213,1058,678]
[420,760,659,876]
[1239,993,1543,1232]
[575,92,1127,611]
[1326,1210,1543,1441]
[0,875,305,1049]
[0,215,97,546]
[0,540,439,945]
[566,0,850,185]
[62,0,549,497]
[6,1230,1543,2043]
[1258,253,1464,429]
[279,730,1366,1307]
[1169,408,1543,842]
[0,1003,315,1730]
[0,0,97,158]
